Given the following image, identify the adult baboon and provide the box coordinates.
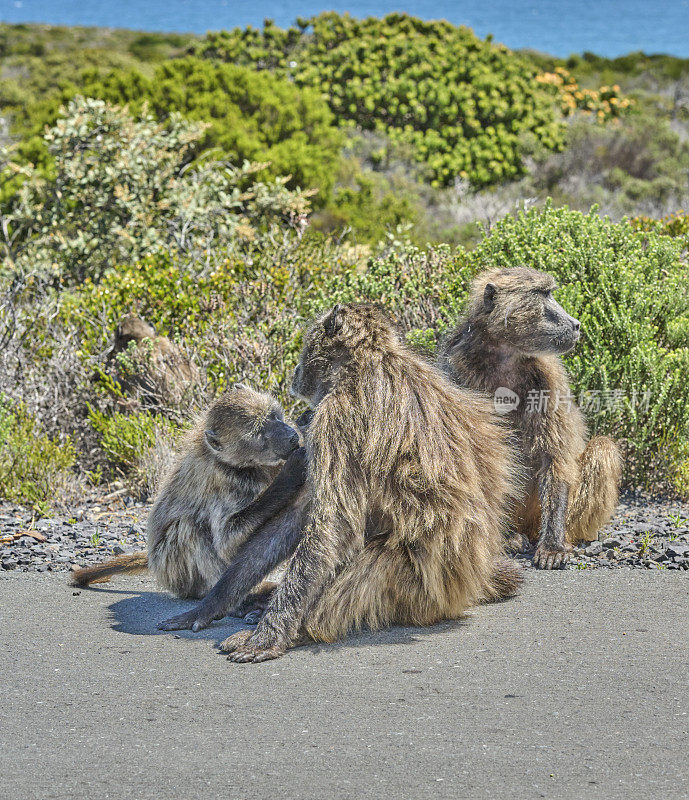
[71,385,307,601]
[109,313,198,407]
[440,266,622,570]
[171,303,522,662]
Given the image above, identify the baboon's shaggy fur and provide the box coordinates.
[219,303,522,663]
[109,313,199,407]
[71,385,305,599]
[441,267,622,569]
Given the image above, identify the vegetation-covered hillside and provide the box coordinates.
[1,17,688,510]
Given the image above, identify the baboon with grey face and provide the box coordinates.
[109,313,199,408]
[71,385,307,604]
[173,304,522,662]
[441,266,622,569]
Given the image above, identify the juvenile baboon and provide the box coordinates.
[169,303,523,662]
[440,266,622,569]
[109,313,198,407]
[71,385,307,601]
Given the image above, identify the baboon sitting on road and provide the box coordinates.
[71,386,307,603]
[441,267,622,570]
[169,304,522,662]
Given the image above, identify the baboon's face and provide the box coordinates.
[483,276,581,356]
[290,306,344,407]
[290,345,331,408]
[204,388,299,467]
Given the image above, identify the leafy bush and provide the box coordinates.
[193,13,566,187]
[2,97,314,283]
[630,211,689,244]
[72,58,343,196]
[0,396,76,507]
[87,405,176,472]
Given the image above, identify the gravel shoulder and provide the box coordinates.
[1,569,687,800]
[2,490,688,573]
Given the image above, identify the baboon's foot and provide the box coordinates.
[505,532,531,555]
[533,543,570,570]
[220,629,287,663]
[157,594,227,632]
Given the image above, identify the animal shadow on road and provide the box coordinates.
[88,583,471,654]
[80,584,247,645]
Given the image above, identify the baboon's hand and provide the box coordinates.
[533,543,570,570]
[284,446,308,487]
[157,598,225,632]
[220,628,287,663]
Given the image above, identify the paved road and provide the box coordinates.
[1,570,687,800]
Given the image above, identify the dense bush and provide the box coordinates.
[2,97,314,284]
[194,13,566,187]
[0,396,76,508]
[72,58,343,196]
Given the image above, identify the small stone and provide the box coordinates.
[585,542,603,556]
[112,544,126,555]
[603,537,624,548]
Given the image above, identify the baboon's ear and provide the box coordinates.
[483,283,497,313]
[323,304,344,338]
[204,429,222,452]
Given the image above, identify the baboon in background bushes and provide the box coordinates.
[179,303,523,663]
[441,266,622,570]
[108,313,199,408]
[71,385,308,610]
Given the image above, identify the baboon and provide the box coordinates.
[166,303,522,662]
[71,385,307,603]
[108,313,199,408]
[440,266,622,570]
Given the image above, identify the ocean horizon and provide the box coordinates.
[2,0,689,58]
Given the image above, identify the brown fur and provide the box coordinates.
[220,303,522,663]
[441,266,622,569]
[109,313,199,408]
[71,385,304,598]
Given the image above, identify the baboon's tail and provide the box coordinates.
[485,557,524,603]
[70,551,148,587]
[567,435,622,543]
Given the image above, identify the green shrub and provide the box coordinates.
[2,97,313,283]
[4,57,342,202]
[87,405,177,473]
[82,58,342,196]
[194,13,566,187]
[62,234,361,401]
[0,397,76,507]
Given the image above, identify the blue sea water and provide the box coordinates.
[2,0,689,57]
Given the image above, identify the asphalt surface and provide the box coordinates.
[1,570,687,800]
